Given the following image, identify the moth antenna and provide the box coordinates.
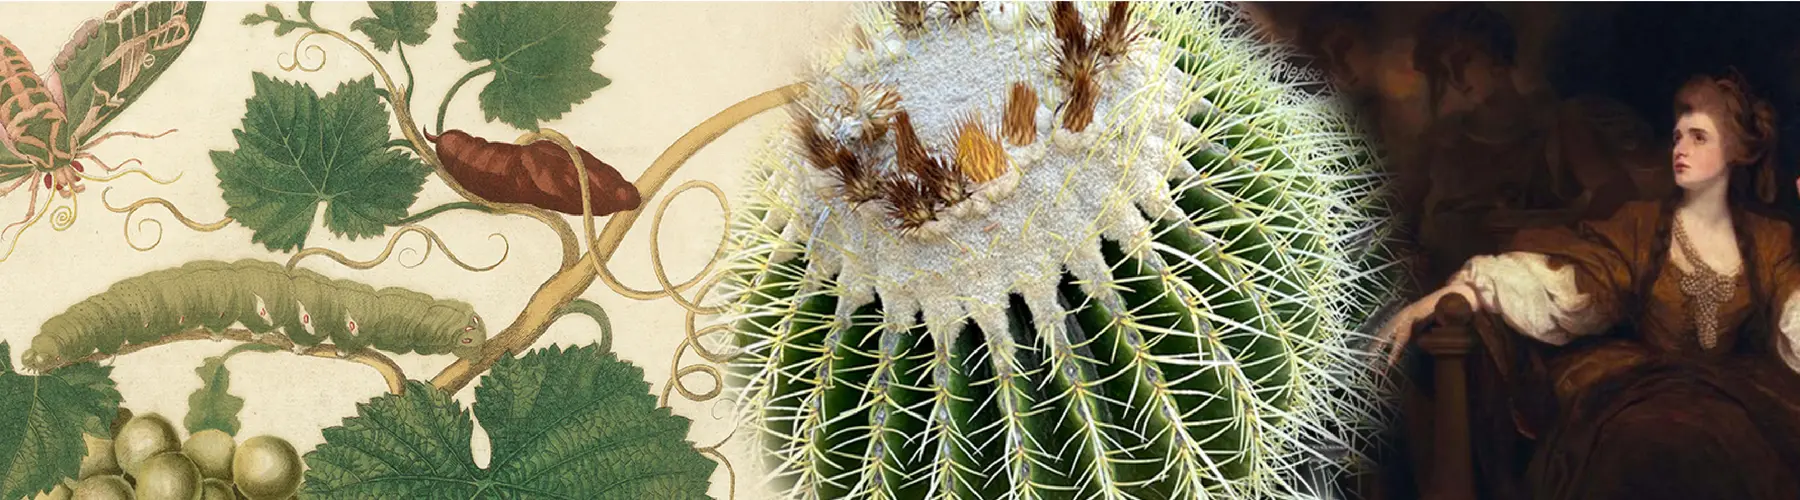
[892,1,927,33]
[78,128,177,151]
[1003,82,1039,146]
[73,153,141,173]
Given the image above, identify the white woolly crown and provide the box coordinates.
[766,2,1204,351]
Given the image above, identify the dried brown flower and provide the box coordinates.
[953,113,1009,183]
[893,2,927,33]
[946,1,980,21]
[1096,1,1141,62]
[1003,82,1039,146]
[881,174,938,232]
[1061,66,1100,132]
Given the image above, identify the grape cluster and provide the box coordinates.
[34,410,304,500]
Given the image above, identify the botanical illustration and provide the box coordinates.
[719,2,1405,499]
[0,1,198,261]
[1,2,775,499]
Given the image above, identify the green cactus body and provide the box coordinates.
[723,2,1407,498]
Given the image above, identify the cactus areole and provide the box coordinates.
[725,2,1402,499]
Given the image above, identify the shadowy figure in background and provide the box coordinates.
[1406,5,1653,288]
[1296,3,1380,122]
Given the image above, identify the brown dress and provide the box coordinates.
[1471,200,1800,499]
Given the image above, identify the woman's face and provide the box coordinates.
[1672,111,1732,191]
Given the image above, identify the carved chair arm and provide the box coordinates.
[1414,292,1479,500]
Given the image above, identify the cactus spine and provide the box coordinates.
[722,2,1407,498]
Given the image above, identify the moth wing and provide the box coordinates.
[0,35,71,170]
[49,1,206,143]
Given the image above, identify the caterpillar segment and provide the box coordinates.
[21,259,490,372]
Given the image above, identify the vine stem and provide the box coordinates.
[430,83,808,393]
[397,42,417,117]
[307,28,580,270]
[436,65,494,137]
[51,328,408,394]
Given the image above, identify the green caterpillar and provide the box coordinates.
[22,259,487,371]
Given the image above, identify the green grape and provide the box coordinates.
[70,475,133,500]
[109,408,134,438]
[197,479,233,500]
[113,414,180,478]
[133,452,201,500]
[182,430,235,480]
[231,436,300,500]
[78,433,121,479]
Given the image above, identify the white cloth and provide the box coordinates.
[1451,252,1611,346]
[1455,251,1800,374]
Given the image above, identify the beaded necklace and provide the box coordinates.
[1672,216,1740,349]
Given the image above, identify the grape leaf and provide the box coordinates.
[352,2,436,52]
[184,344,280,436]
[212,73,431,252]
[303,344,716,499]
[0,342,123,500]
[452,2,614,130]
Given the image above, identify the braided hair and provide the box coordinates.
[1639,69,1782,353]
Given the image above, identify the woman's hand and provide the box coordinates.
[1377,282,1479,368]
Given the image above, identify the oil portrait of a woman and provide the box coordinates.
[1382,70,1800,499]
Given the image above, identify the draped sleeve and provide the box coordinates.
[1754,213,1800,373]
[1450,202,1660,345]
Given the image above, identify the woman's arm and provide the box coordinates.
[1760,218,1800,373]
[1453,252,1614,345]
[1380,252,1613,367]
[1379,201,1651,369]
[1775,293,1800,373]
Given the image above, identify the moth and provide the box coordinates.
[21,259,488,372]
[0,2,203,257]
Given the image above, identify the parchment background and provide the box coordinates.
[0,2,855,498]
